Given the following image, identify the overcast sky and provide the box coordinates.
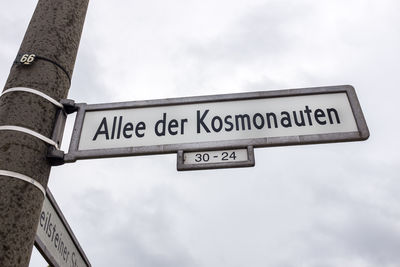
[1,0,400,266]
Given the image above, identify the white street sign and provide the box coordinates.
[35,190,91,267]
[65,85,369,162]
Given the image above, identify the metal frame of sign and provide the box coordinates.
[64,85,369,163]
[34,189,92,267]
[177,146,255,171]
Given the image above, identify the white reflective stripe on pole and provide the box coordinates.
[0,87,63,108]
[0,170,46,197]
[0,125,59,149]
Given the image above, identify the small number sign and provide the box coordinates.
[193,151,238,163]
[19,54,36,65]
[177,147,255,171]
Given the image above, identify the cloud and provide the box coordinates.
[171,1,315,94]
[58,185,197,266]
[301,187,400,266]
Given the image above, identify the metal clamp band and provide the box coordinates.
[35,55,71,83]
[0,125,60,150]
[1,87,63,108]
[15,54,71,84]
[0,170,46,197]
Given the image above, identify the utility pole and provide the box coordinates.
[0,0,88,266]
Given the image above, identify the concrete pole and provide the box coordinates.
[0,0,89,266]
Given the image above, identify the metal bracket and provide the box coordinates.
[47,147,65,166]
[60,99,78,114]
[47,109,67,166]
[47,99,78,166]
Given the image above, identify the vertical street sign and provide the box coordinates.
[35,189,91,267]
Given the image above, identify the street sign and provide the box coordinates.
[35,189,91,267]
[64,85,369,163]
[177,146,255,171]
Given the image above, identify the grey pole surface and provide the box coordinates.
[0,0,88,266]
